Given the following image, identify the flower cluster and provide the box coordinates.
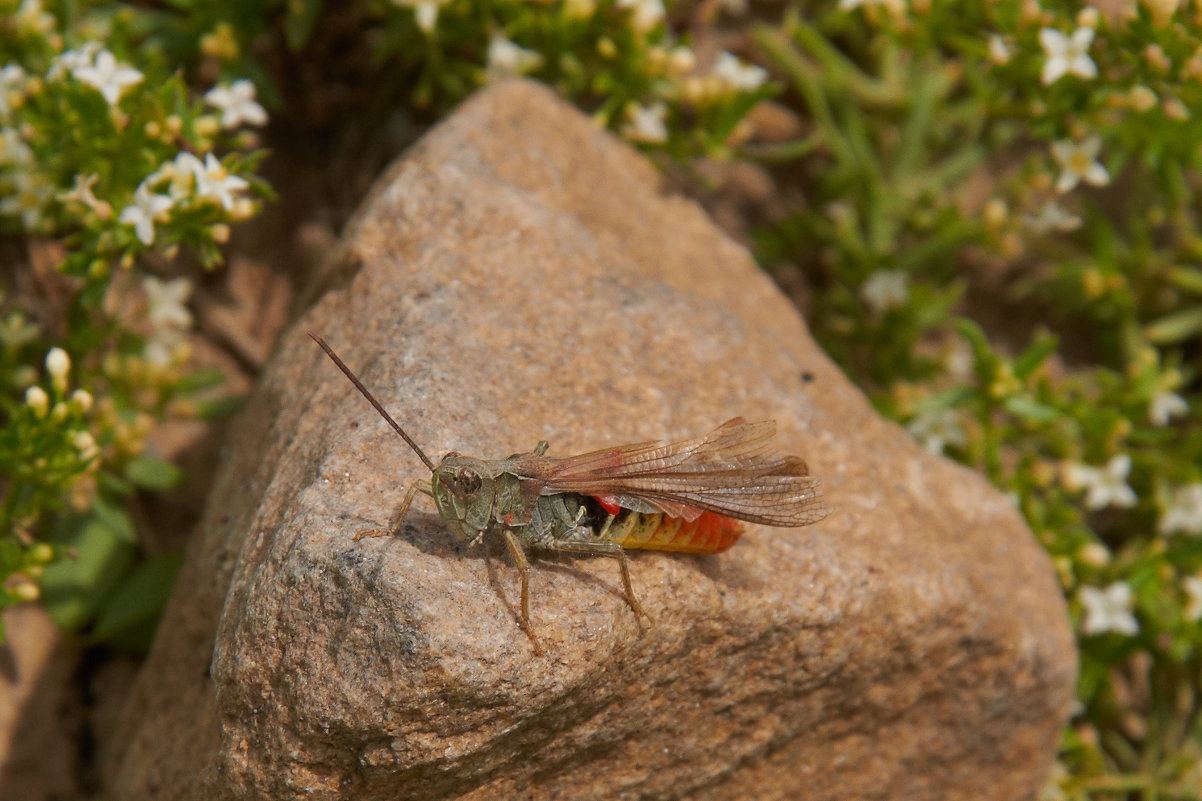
[377,0,771,154]
[120,152,251,246]
[1,19,268,261]
[761,4,1202,792]
[0,2,267,643]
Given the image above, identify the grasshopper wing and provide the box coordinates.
[537,418,828,527]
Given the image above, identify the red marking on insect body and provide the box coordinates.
[593,494,623,516]
[612,510,742,555]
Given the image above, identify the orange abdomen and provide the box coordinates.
[603,509,743,554]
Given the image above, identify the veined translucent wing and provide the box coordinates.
[528,418,828,527]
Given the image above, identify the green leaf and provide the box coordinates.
[284,0,325,50]
[40,517,136,631]
[1166,266,1202,296]
[195,395,244,421]
[90,553,183,644]
[124,456,183,490]
[91,494,137,543]
[953,318,990,361]
[1002,395,1060,424]
[1012,331,1059,380]
[173,366,226,393]
[1143,306,1202,345]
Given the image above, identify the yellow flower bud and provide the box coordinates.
[1128,85,1157,112]
[984,198,1008,229]
[71,389,93,414]
[194,116,221,138]
[12,582,40,602]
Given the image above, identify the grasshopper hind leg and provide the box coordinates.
[537,535,652,626]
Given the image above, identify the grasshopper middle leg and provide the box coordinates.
[501,528,544,655]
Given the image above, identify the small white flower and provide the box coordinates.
[47,42,103,81]
[1079,582,1138,636]
[25,385,49,417]
[944,342,974,379]
[860,269,910,313]
[0,64,27,117]
[0,127,33,166]
[712,51,768,91]
[17,0,55,34]
[193,153,249,210]
[1160,484,1202,536]
[1064,454,1137,510]
[1184,576,1202,622]
[143,276,193,331]
[667,46,696,76]
[1040,27,1097,85]
[1023,201,1082,233]
[906,408,967,454]
[143,337,175,365]
[204,80,268,129]
[622,102,668,144]
[1149,390,1187,426]
[486,35,543,78]
[0,170,54,229]
[73,50,143,106]
[1051,136,1110,194]
[160,151,204,199]
[391,0,450,33]
[988,35,1011,66]
[119,183,174,245]
[57,172,111,217]
[45,347,70,390]
[617,0,666,33]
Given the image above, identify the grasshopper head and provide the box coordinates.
[431,454,498,540]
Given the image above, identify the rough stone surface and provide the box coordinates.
[0,607,78,801]
[109,79,1076,801]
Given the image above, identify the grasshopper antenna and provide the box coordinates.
[309,333,437,472]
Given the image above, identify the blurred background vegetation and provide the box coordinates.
[2,0,1201,797]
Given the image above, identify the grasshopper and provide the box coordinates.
[312,334,827,652]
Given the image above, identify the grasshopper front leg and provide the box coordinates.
[354,478,433,540]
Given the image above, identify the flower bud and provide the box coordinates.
[45,347,70,391]
[25,385,49,417]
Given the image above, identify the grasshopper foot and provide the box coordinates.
[517,617,545,657]
[353,527,393,541]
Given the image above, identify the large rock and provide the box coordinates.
[109,79,1076,800]
[0,607,79,801]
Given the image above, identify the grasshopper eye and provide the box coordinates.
[458,468,482,495]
